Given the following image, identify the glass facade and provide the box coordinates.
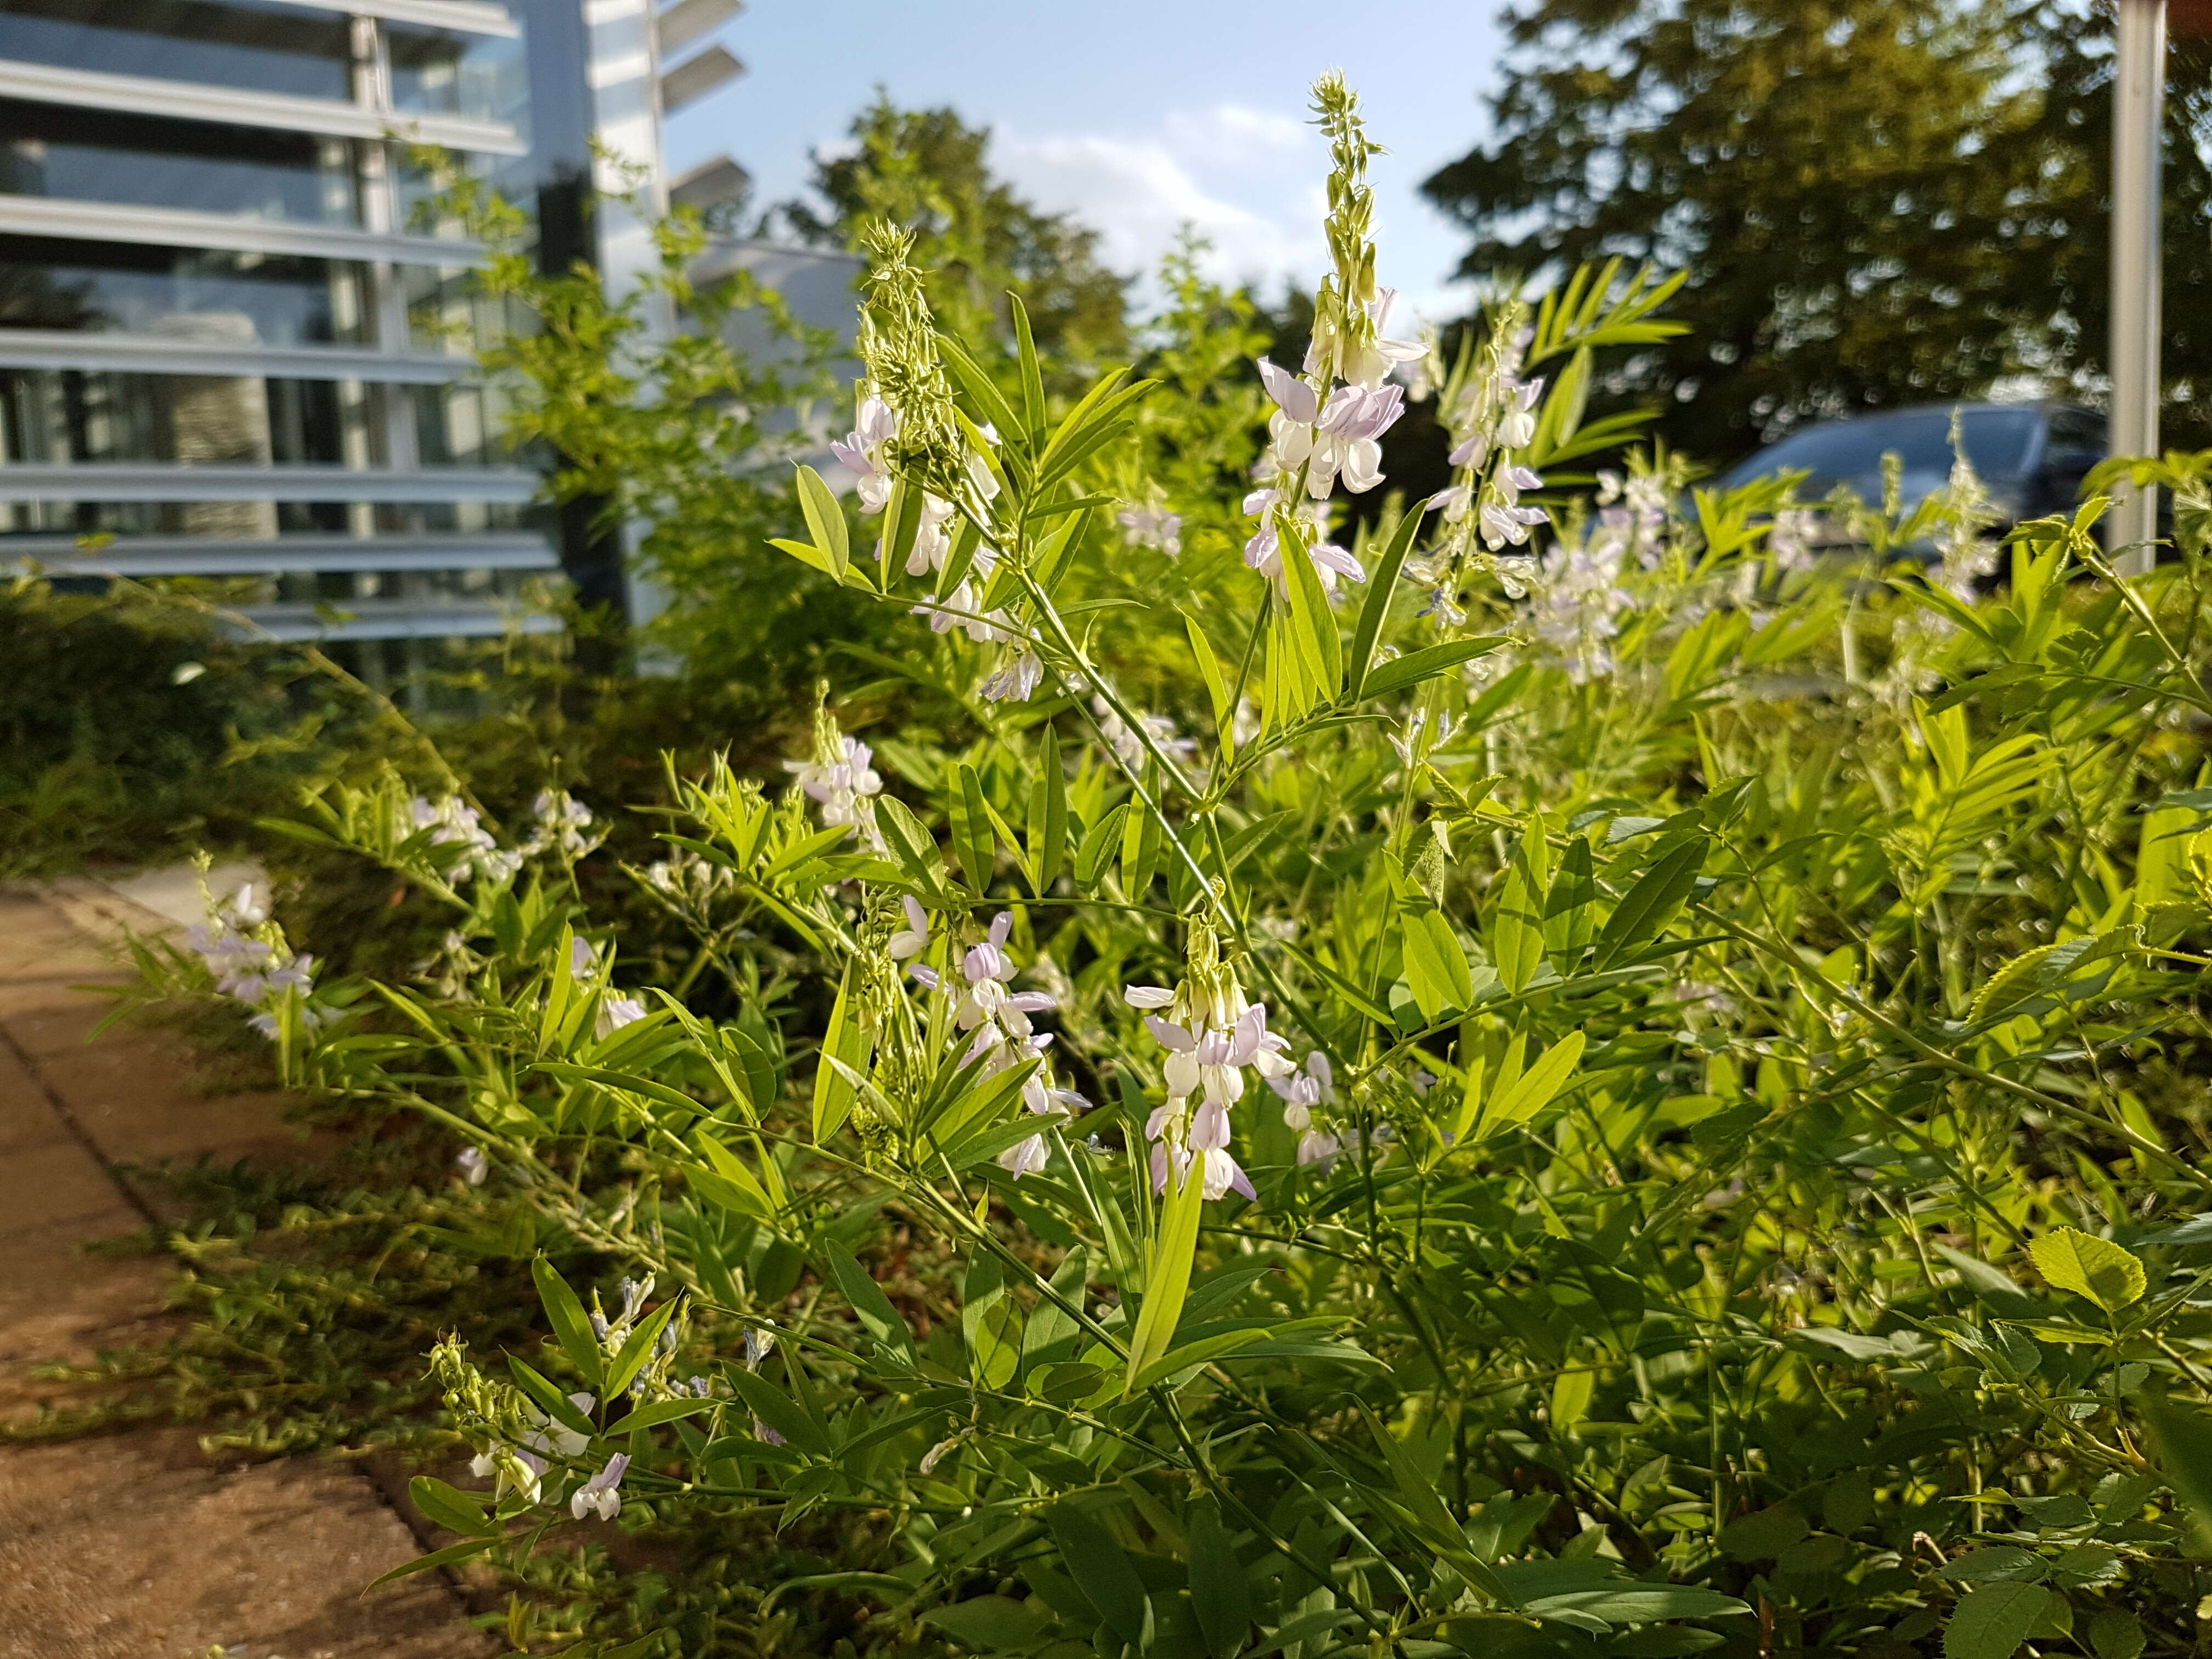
[0,100,359,225]
[0,235,373,345]
[0,0,620,673]
[387,22,531,137]
[0,365,364,464]
[0,1,354,100]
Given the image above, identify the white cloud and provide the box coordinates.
[996,103,1328,296]
[1160,103,1308,161]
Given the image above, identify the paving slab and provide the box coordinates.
[0,879,491,1658]
[0,892,115,984]
[0,1429,484,1659]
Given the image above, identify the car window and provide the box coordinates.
[1723,407,2044,493]
[2046,407,2105,450]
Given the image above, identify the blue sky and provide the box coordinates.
[663,1,1506,324]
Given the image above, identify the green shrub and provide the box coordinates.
[0,582,353,877]
[109,72,2212,1659]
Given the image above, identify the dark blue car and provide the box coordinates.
[1712,402,2107,530]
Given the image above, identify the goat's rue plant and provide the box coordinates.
[179,74,2212,1657]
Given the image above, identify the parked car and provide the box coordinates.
[1711,401,2107,535]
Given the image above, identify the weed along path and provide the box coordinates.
[0,880,492,1659]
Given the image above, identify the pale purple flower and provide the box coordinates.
[456,1146,489,1186]
[596,996,647,1039]
[1118,506,1183,556]
[1257,357,1319,424]
[1480,499,1548,551]
[999,1133,1049,1179]
[786,735,882,831]
[571,1453,629,1521]
[980,649,1043,703]
[888,896,932,961]
[831,395,900,514]
[1269,1051,1335,1131]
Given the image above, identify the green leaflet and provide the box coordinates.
[1028,725,1067,895]
[1485,1031,1585,1131]
[962,1252,1024,1390]
[812,958,869,1143]
[723,1364,828,1457]
[409,1474,495,1537]
[1593,838,1707,968]
[1277,526,1344,707]
[532,1256,603,1389]
[1125,1167,1206,1396]
[1488,864,1544,994]
[950,763,997,893]
[1186,1501,1251,1659]
[1047,1503,1150,1647]
[2145,1392,2212,1549]
[1543,836,1598,959]
[1075,802,1128,889]
[1121,798,1165,898]
[924,1596,1052,1651]
[1401,906,1472,1022]
[1358,636,1510,701]
[1184,611,1233,743]
[823,1237,917,1364]
[1344,504,1429,699]
[794,464,850,578]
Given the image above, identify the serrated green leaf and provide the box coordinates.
[2027,1228,2144,1311]
[1943,1583,2051,1659]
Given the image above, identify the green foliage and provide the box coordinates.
[419,160,873,683]
[775,97,1131,370]
[71,69,2212,1659]
[0,580,360,876]
[1426,0,2212,458]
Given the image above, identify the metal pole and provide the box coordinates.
[2109,0,2166,574]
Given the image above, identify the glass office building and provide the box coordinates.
[0,0,741,682]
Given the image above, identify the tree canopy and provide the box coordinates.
[1424,0,2212,464]
[772,97,1131,369]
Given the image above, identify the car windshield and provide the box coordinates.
[1722,407,2043,495]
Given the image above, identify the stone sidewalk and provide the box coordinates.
[0,881,492,1659]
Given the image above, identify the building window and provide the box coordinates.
[0,99,360,227]
[0,1,356,101]
[0,234,372,346]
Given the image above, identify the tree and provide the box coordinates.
[1425,0,2212,464]
[771,97,1131,371]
